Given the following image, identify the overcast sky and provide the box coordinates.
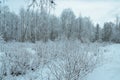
[5,0,120,26]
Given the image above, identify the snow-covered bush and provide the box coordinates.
[0,48,39,78]
[0,41,102,80]
[48,41,101,80]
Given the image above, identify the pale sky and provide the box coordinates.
[5,0,120,26]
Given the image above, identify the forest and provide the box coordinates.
[0,0,120,80]
[0,0,120,43]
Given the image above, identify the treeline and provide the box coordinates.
[0,6,120,43]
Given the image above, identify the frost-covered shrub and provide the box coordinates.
[48,41,101,80]
[34,41,63,65]
[0,41,102,80]
[0,48,39,77]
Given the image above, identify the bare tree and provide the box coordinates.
[25,0,55,13]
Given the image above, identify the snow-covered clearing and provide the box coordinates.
[87,44,120,80]
[0,41,120,80]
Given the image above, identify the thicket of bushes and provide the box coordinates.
[0,41,102,80]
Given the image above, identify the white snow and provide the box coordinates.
[26,48,36,55]
[87,44,120,80]
[0,41,120,80]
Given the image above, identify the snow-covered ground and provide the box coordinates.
[0,41,120,80]
[87,44,120,80]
